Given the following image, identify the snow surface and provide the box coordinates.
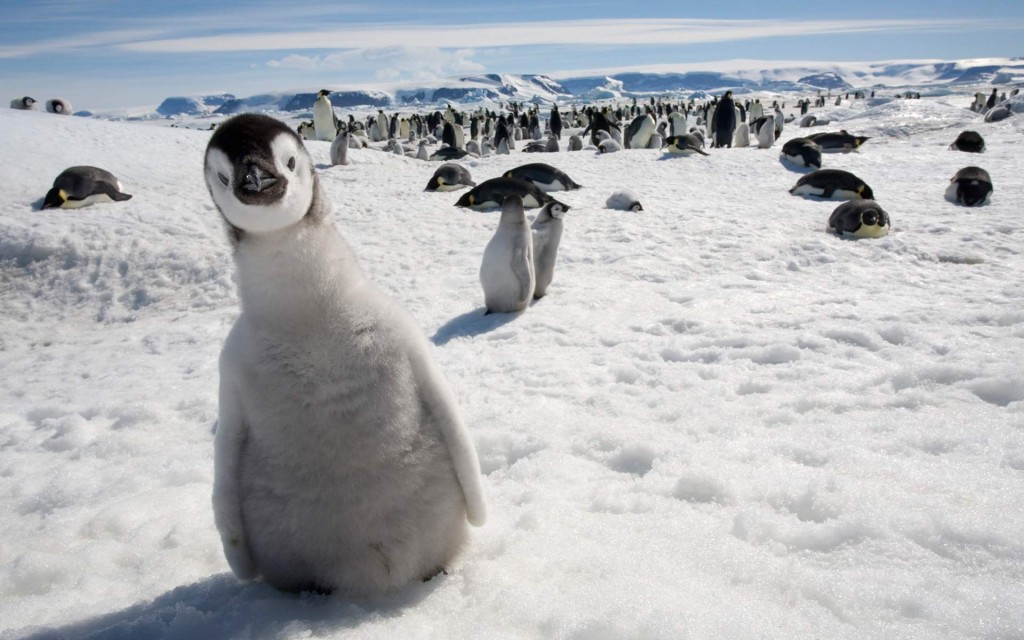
[1,90,1023,639]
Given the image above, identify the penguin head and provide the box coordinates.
[204,113,315,236]
[857,184,875,200]
[42,188,68,209]
[629,201,643,212]
[317,89,331,98]
[545,201,570,219]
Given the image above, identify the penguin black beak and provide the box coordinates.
[42,187,65,209]
[242,164,278,193]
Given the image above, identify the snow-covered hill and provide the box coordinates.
[1,87,1023,639]
[146,58,1024,117]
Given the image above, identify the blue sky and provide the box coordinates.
[3,0,1022,110]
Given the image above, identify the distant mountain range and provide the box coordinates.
[153,58,1024,117]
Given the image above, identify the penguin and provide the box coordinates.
[312,89,338,142]
[949,131,985,153]
[605,189,643,212]
[733,122,750,148]
[503,163,581,192]
[425,163,475,192]
[668,111,688,136]
[531,200,568,299]
[805,130,869,152]
[789,169,874,201]
[416,140,430,161]
[466,139,482,156]
[297,121,316,141]
[712,91,736,148]
[522,141,548,153]
[625,114,656,150]
[442,122,458,149]
[203,113,486,596]
[430,147,470,161]
[480,194,535,314]
[550,107,563,140]
[597,138,622,154]
[455,177,561,210]
[10,96,37,110]
[647,133,664,149]
[828,200,890,239]
[567,135,583,151]
[329,130,349,166]
[375,110,388,142]
[45,98,72,115]
[544,135,559,153]
[983,104,1012,123]
[756,119,775,149]
[945,166,993,207]
[665,134,709,156]
[780,138,823,169]
[799,115,817,128]
[42,166,133,209]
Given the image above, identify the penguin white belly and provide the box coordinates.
[63,193,115,208]
[790,184,825,198]
[843,224,889,239]
[312,101,336,142]
[943,182,960,203]
[783,152,808,167]
[226,321,467,595]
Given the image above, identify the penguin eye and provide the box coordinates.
[287,157,296,171]
[217,172,229,187]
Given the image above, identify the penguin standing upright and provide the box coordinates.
[312,90,338,142]
[480,195,535,314]
[203,113,486,596]
[712,91,736,148]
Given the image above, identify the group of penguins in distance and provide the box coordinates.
[27,85,1011,304]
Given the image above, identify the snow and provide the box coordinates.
[2,85,1024,640]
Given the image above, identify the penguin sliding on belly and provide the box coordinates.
[944,166,992,206]
[789,169,874,201]
[503,163,581,192]
[828,200,890,239]
[203,113,486,596]
[780,138,823,169]
[42,166,133,209]
[456,177,562,210]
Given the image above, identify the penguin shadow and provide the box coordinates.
[30,197,46,211]
[778,159,816,175]
[432,307,520,346]
[16,572,439,640]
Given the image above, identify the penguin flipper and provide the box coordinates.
[97,181,133,202]
[512,246,534,305]
[408,347,487,527]
[213,377,258,580]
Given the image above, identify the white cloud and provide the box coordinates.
[265,46,484,82]
[117,18,1011,54]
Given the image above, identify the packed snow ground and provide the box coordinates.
[1,91,1023,639]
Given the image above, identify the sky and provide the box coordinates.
[2,0,1023,111]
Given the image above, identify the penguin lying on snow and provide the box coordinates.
[45,98,72,115]
[203,113,486,596]
[780,138,823,169]
[503,163,581,192]
[455,176,562,210]
[945,166,992,207]
[10,96,37,110]
[606,189,643,212]
[42,166,133,209]
[665,134,709,156]
[789,169,874,201]
[425,163,475,192]
[828,200,890,239]
[805,130,869,152]
[949,131,985,153]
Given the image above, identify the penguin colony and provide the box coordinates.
[13,82,1011,596]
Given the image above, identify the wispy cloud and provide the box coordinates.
[117,18,993,54]
[265,46,483,83]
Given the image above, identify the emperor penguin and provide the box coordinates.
[42,166,133,209]
[46,98,72,115]
[668,111,687,136]
[780,138,823,169]
[805,130,870,152]
[203,113,486,596]
[10,96,37,110]
[503,163,581,192]
[480,195,535,314]
[949,131,985,153]
[426,163,475,192]
[606,189,643,212]
[568,135,583,151]
[531,200,568,299]
[756,119,775,149]
[625,114,656,150]
[313,89,338,141]
[789,169,874,200]
[417,139,430,161]
[828,200,890,239]
[329,129,350,166]
[944,166,993,206]
[376,110,389,142]
[733,122,750,148]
